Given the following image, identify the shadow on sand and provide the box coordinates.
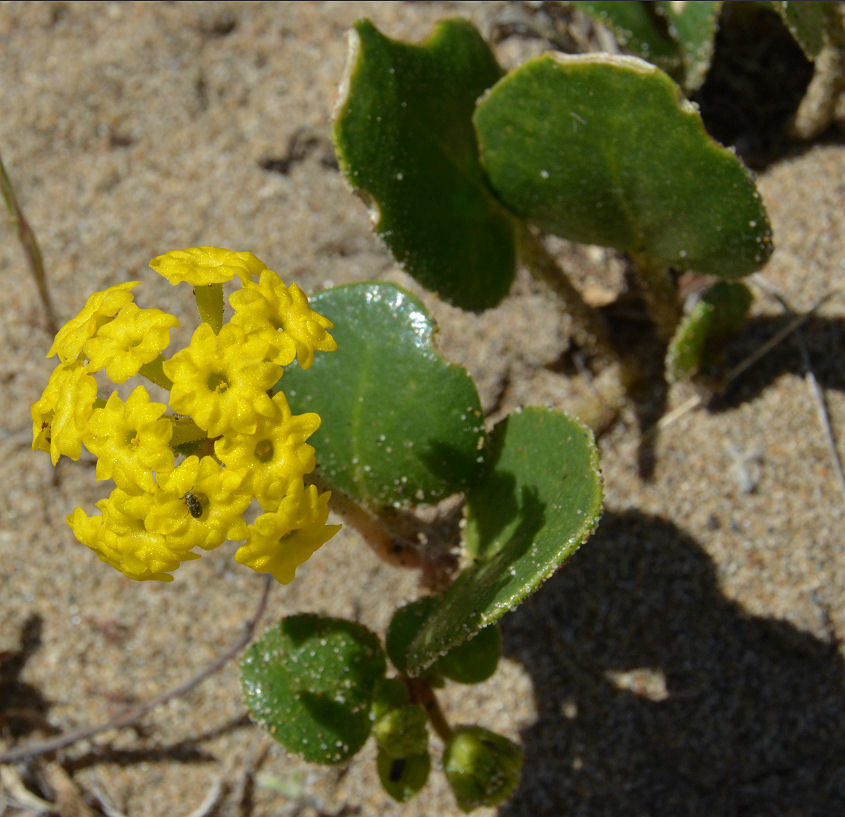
[500,510,844,817]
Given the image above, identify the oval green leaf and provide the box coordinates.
[240,615,386,764]
[386,597,438,674]
[279,283,486,509]
[371,677,411,720]
[571,1,680,72]
[406,408,603,673]
[666,280,753,382]
[474,53,773,278]
[773,1,828,59]
[434,623,502,685]
[658,0,721,91]
[333,18,516,310]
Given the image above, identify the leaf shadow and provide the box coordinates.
[709,313,845,411]
[453,483,546,609]
[498,509,845,817]
[0,614,55,739]
[692,0,815,169]
[420,437,491,499]
[297,691,370,755]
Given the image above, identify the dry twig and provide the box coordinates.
[751,275,845,500]
[0,575,273,765]
[182,774,225,817]
[0,152,58,337]
[0,765,53,812]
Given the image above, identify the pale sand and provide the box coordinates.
[1,3,843,816]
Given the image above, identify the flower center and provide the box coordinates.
[125,429,140,449]
[206,372,229,393]
[254,439,274,462]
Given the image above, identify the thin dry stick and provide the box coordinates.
[751,274,845,499]
[0,575,273,765]
[181,774,225,817]
[0,151,58,337]
[797,334,845,498]
[90,778,129,817]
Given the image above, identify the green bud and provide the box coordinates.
[443,726,523,812]
[371,677,410,721]
[373,703,429,759]
[377,748,430,802]
[435,624,502,684]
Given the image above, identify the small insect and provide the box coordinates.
[183,492,203,519]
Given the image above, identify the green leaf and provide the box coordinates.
[773,1,828,59]
[377,749,431,803]
[386,597,438,674]
[571,2,680,72]
[371,677,411,720]
[388,597,500,682]
[280,283,486,509]
[406,409,602,674]
[474,53,773,278]
[333,18,516,310]
[666,280,753,383]
[240,615,386,764]
[657,0,721,91]
[434,624,502,685]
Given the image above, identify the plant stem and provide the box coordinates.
[315,479,422,569]
[0,151,58,337]
[405,677,453,743]
[138,355,173,390]
[517,225,616,363]
[790,3,845,140]
[517,225,626,432]
[629,251,681,341]
[194,283,224,333]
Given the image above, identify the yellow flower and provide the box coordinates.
[150,246,267,286]
[214,391,320,510]
[82,386,174,492]
[47,281,139,362]
[235,484,340,583]
[41,247,341,585]
[83,303,179,383]
[229,269,336,368]
[67,457,252,581]
[68,496,199,582]
[31,360,98,464]
[163,322,281,436]
[144,455,251,551]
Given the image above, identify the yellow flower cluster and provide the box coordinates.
[32,247,340,583]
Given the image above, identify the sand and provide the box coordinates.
[1,3,843,816]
